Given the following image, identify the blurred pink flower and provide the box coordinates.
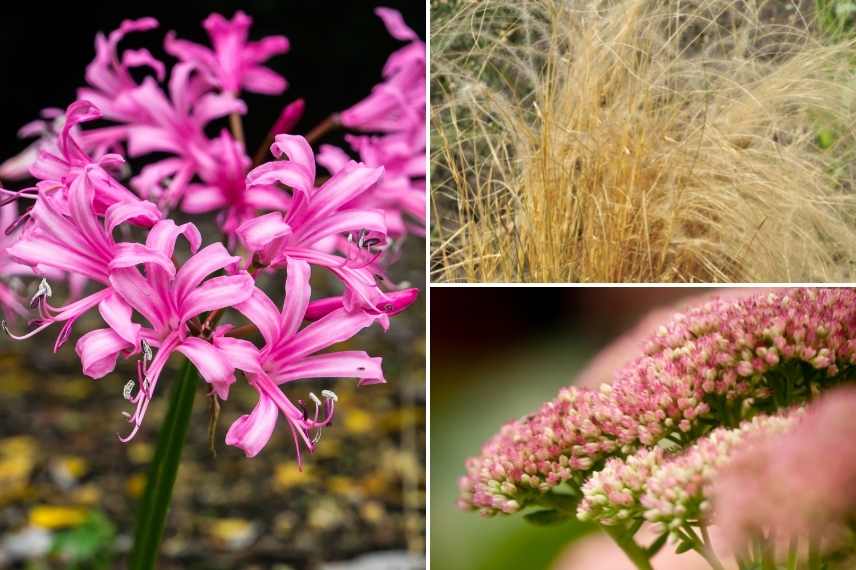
[713,386,856,554]
[165,11,289,96]
[0,108,65,181]
[78,18,164,125]
[219,258,385,462]
[119,66,246,207]
[318,130,425,239]
[340,8,424,133]
[575,288,765,389]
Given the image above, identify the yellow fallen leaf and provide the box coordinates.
[29,506,88,529]
[127,473,146,497]
[207,518,258,550]
[344,408,373,434]
[274,463,311,491]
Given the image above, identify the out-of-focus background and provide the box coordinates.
[430,287,735,570]
[0,2,425,569]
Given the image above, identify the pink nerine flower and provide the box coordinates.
[713,386,856,553]
[165,11,289,95]
[340,8,425,133]
[217,258,385,462]
[0,108,65,181]
[318,130,426,238]
[89,220,254,440]
[29,101,148,216]
[236,134,394,314]
[458,288,856,516]
[78,18,164,127]
[5,173,161,351]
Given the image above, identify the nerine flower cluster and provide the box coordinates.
[0,9,423,463]
[458,288,856,516]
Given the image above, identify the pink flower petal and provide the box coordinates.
[235,287,281,346]
[76,328,132,379]
[235,212,291,253]
[175,337,235,399]
[174,242,241,304]
[271,351,385,386]
[225,388,278,457]
[179,272,254,321]
[279,258,311,339]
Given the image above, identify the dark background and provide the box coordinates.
[0,0,425,160]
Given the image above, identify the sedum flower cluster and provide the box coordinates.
[459,288,856,517]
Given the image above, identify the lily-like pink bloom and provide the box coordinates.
[5,172,161,351]
[30,101,148,216]
[340,8,424,133]
[180,131,252,234]
[236,134,394,313]
[118,65,247,208]
[78,18,164,128]
[319,130,425,238]
[217,258,385,461]
[0,108,65,182]
[181,99,306,236]
[81,219,254,440]
[165,11,289,96]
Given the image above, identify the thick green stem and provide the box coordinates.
[603,525,655,570]
[129,361,200,570]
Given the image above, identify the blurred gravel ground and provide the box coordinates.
[0,240,425,570]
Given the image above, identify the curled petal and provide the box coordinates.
[375,7,419,42]
[98,292,140,345]
[145,219,202,257]
[174,242,242,304]
[280,258,311,339]
[175,337,235,399]
[110,243,177,277]
[235,212,291,253]
[179,272,255,321]
[105,199,162,233]
[270,134,315,180]
[271,351,385,386]
[213,336,262,374]
[76,328,132,379]
[225,387,278,457]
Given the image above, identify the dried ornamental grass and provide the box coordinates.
[431,0,856,282]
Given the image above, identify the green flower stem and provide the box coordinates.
[602,525,654,570]
[129,360,200,570]
[699,524,727,570]
[786,538,798,570]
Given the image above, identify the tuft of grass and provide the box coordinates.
[431,0,856,282]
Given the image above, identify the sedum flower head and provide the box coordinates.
[640,412,798,533]
[459,288,856,515]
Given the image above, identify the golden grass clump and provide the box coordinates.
[431,0,856,282]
